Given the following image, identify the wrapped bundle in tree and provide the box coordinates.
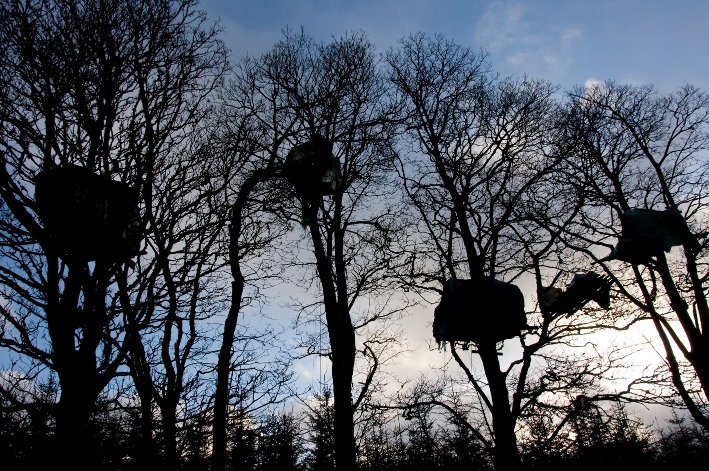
[433,277,527,343]
[285,134,341,202]
[605,208,700,264]
[34,165,142,261]
[540,272,612,318]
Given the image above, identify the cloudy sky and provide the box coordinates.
[200,0,709,92]
[196,0,706,417]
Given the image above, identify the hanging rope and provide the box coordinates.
[319,306,324,395]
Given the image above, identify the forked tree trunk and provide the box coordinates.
[48,261,110,469]
[211,275,245,471]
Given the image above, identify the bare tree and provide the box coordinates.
[207,93,294,470]
[0,0,227,468]
[291,38,404,471]
[228,29,406,471]
[559,81,709,429]
[205,36,306,470]
[387,33,632,470]
[116,130,237,470]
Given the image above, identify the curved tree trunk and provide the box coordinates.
[211,276,245,471]
[212,170,269,471]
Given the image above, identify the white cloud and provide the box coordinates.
[581,77,605,100]
[474,1,584,82]
[475,1,532,52]
[583,77,603,91]
[561,26,583,44]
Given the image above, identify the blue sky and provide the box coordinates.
[200,0,709,92]
[193,1,706,418]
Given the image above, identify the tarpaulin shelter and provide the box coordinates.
[285,134,341,202]
[433,277,527,344]
[34,164,142,261]
[605,208,699,264]
[540,272,612,318]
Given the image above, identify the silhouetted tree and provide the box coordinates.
[304,390,336,471]
[227,407,260,471]
[3,4,705,468]
[439,417,494,471]
[386,33,651,471]
[356,412,403,471]
[559,81,709,430]
[388,32,577,470]
[0,0,228,468]
[225,29,406,471]
[0,373,58,469]
[213,333,296,471]
[258,411,306,471]
[401,401,445,471]
[655,413,709,470]
[208,46,295,471]
[519,399,655,470]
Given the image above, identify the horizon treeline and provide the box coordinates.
[1,1,707,470]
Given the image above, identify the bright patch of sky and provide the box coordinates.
[200,0,709,92]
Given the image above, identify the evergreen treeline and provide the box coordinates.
[2,387,708,470]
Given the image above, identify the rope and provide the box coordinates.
[319,307,324,395]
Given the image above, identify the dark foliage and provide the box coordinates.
[2,387,709,470]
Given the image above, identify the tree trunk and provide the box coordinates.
[125,329,159,470]
[212,170,267,470]
[211,276,245,471]
[54,367,98,467]
[478,340,522,471]
[47,261,107,469]
[161,400,179,471]
[306,203,358,471]
[654,253,709,429]
[329,310,357,471]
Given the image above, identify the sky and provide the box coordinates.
[0,0,702,433]
[199,0,709,93]
[196,0,708,421]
